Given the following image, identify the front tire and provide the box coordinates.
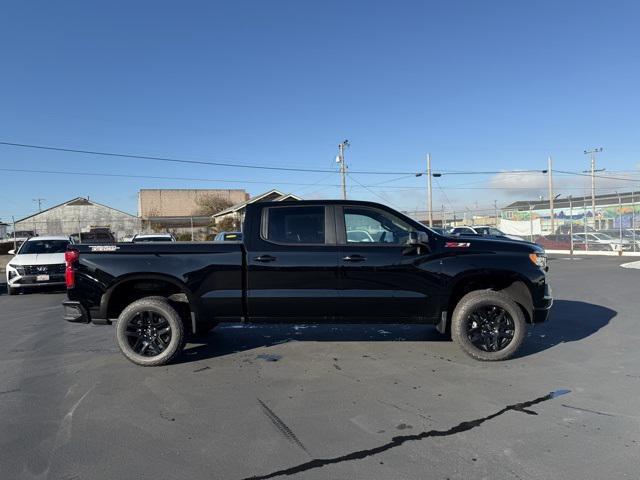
[451,290,526,361]
[116,297,185,366]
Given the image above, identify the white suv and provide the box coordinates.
[5,236,73,295]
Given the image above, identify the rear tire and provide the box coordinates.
[451,290,526,361]
[116,297,185,366]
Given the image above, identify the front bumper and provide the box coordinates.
[9,274,66,287]
[63,301,90,323]
[532,283,553,323]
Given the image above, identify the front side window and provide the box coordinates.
[265,206,325,244]
[19,240,69,254]
[343,207,412,244]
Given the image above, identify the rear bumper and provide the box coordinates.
[63,301,90,323]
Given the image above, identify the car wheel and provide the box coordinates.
[451,290,526,361]
[115,297,185,366]
[7,286,19,295]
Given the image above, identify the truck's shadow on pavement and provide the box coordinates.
[515,299,615,357]
[177,299,614,364]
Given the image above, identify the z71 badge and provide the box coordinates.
[445,242,471,248]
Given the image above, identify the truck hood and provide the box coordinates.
[9,253,66,266]
[439,235,544,254]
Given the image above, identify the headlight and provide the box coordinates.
[8,264,24,275]
[529,253,547,268]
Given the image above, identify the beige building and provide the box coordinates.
[138,189,248,218]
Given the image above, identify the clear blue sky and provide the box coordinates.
[1,0,639,219]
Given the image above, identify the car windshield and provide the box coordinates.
[134,236,171,242]
[592,233,613,240]
[18,239,69,254]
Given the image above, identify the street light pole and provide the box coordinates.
[337,140,350,200]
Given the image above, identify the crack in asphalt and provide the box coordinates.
[258,399,310,455]
[242,389,570,480]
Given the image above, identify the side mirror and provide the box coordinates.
[8,249,15,255]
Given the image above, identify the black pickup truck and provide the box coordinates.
[63,200,552,366]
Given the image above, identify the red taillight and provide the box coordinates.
[65,249,79,288]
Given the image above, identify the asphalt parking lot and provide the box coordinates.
[0,256,639,480]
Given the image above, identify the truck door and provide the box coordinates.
[336,205,440,321]
[245,204,339,320]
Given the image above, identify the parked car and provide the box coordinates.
[5,236,74,295]
[555,224,594,235]
[572,232,636,251]
[535,234,588,251]
[63,200,552,366]
[449,225,525,242]
[132,233,176,243]
[599,229,639,241]
[71,227,116,244]
[213,231,243,242]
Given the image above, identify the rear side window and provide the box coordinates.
[265,206,325,244]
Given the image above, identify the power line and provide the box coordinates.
[553,169,640,182]
[1,167,637,193]
[0,140,421,176]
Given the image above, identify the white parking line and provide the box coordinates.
[620,260,640,269]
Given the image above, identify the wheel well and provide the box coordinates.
[448,275,534,324]
[106,279,193,326]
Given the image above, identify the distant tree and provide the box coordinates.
[216,217,238,232]
[196,194,234,216]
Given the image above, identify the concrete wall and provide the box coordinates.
[15,200,140,241]
[139,189,248,218]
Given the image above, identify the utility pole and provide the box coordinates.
[569,195,574,256]
[583,147,604,230]
[336,140,350,200]
[33,198,46,212]
[493,200,498,227]
[547,156,555,234]
[427,153,433,227]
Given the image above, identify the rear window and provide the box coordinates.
[265,206,325,244]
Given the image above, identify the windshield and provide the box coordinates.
[134,236,172,242]
[592,233,613,240]
[18,239,69,254]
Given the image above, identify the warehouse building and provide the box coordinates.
[14,197,140,241]
[502,191,640,234]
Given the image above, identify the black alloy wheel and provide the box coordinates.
[125,310,172,357]
[464,305,515,352]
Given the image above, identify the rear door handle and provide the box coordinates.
[254,255,277,263]
[342,255,366,262]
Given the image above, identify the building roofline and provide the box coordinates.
[503,190,639,210]
[15,197,137,223]
[212,189,301,218]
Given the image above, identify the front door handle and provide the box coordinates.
[342,255,366,262]
[254,255,277,263]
